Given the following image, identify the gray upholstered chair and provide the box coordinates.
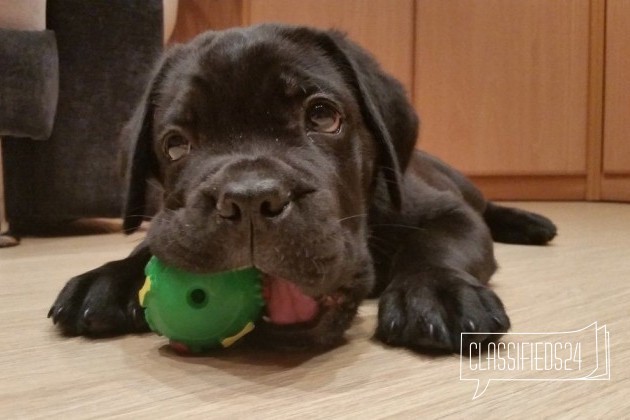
[0,0,166,243]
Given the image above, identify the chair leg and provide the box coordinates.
[0,139,19,247]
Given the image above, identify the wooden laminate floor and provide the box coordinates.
[0,202,628,418]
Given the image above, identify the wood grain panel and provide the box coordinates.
[246,0,415,95]
[601,176,630,202]
[415,0,590,175]
[169,0,243,44]
[471,175,586,201]
[603,0,630,175]
[586,0,606,199]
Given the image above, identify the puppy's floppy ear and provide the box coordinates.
[121,46,183,233]
[283,27,419,209]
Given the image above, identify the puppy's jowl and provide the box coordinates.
[49,24,557,352]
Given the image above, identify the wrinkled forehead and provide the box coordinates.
[154,31,353,134]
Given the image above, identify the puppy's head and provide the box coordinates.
[122,25,418,348]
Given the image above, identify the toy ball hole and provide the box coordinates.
[188,288,208,308]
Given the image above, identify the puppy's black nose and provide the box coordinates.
[216,179,291,221]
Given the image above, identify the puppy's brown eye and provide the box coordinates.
[306,102,342,134]
[162,133,191,161]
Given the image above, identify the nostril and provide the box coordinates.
[215,179,292,221]
[260,198,289,218]
[217,199,242,220]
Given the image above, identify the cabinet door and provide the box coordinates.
[602,0,630,201]
[169,0,243,43]
[246,0,415,95]
[414,1,590,182]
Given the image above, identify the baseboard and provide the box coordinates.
[600,175,630,202]
[469,175,587,201]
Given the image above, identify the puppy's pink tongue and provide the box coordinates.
[263,275,319,325]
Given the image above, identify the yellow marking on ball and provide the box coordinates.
[138,276,152,307]
[221,322,255,347]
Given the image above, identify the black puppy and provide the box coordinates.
[49,24,556,353]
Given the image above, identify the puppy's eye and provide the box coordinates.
[162,133,191,161]
[306,102,342,134]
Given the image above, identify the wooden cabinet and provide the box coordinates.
[170,0,415,100]
[169,0,629,202]
[169,0,243,43]
[414,0,590,199]
[415,0,589,176]
[602,0,630,201]
[245,0,415,95]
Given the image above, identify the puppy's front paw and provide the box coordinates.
[49,259,148,336]
[375,270,510,353]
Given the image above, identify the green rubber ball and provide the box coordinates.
[139,256,264,353]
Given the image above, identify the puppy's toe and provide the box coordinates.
[78,307,127,336]
[408,311,452,352]
[451,284,510,353]
[375,286,453,352]
[49,275,94,335]
[76,275,128,336]
[374,288,407,345]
